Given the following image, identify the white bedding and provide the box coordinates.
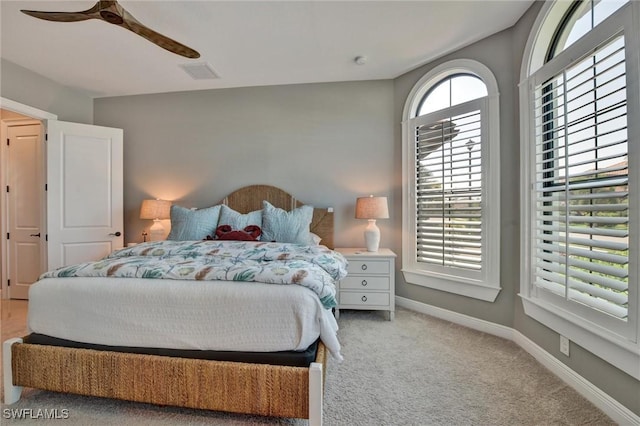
[28,276,342,360]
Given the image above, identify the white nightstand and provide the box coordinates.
[334,248,396,320]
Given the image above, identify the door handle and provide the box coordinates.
[30,233,41,237]
[109,231,122,237]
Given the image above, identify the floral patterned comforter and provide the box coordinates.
[40,240,348,309]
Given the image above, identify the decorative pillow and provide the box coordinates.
[261,200,314,245]
[217,205,262,232]
[213,224,262,241]
[166,205,221,241]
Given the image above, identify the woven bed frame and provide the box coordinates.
[3,185,334,425]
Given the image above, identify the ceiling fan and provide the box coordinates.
[21,0,200,59]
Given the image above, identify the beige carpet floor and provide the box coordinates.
[1,307,614,425]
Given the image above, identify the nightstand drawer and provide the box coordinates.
[347,260,389,275]
[340,292,390,306]
[341,276,390,290]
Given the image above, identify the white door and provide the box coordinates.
[46,120,123,270]
[7,124,44,299]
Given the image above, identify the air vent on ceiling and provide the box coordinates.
[179,62,219,80]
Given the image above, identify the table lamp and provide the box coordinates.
[140,199,172,241]
[355,195,389,252]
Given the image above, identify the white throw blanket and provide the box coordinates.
[29,276,343,360]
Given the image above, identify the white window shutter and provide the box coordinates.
[413,101,484,273]
[532,34,629,320]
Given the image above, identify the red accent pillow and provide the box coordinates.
[213,224,262,241]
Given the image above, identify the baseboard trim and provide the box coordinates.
[395,296,640,425]
[396,296,514,340]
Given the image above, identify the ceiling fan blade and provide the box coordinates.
[120,11,200,59]
[20,10,94,23]
[22,0,200,59]
[21,1,104,22]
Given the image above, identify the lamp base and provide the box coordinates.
[148,219,166,242]
[364,219,381,252]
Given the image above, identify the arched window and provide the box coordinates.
[417,74,487,115]
[520,0,638,379]
[548,0,628,59]
[402,60,500,302]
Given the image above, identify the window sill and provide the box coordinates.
[402,269,501,302]
[520,294,640,380]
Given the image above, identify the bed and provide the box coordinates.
[3,185,344,426]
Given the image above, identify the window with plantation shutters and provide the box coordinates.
[533,34,629,320]
[415,104,483,271]
[402,61,501,302]
[520,0,639,379]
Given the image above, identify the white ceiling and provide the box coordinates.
[1,1,534,98]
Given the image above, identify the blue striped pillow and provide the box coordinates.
[261,201,313,245]
[166,205,221,241]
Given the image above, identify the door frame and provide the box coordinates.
[0,97,57,299]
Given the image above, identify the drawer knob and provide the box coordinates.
[361,280,368,286]
[361,264,368,271]
[361,295,368,302]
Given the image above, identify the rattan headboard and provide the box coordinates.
[220,185,334,249]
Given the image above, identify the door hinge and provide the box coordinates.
[45,134,48,141]
[7,279,10,287]
[46,234,48,242]
[45,184,48,191]
[6,233,9,240]
[5,185,8,193]
[6,138,9,146]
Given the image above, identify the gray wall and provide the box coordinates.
[393,12,518,329]
[94,81,396,249]
[393,1,639,416]
[1,59,93,123]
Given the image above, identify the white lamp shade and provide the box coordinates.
[140,199,172,220]
[355,196,389,219]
